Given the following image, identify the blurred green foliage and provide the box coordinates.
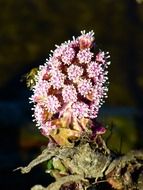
[103,116,137,153]
[136,0,143,3]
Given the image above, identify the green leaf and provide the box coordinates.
[47,159,53,170]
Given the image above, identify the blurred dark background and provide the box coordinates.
[0,0,143,189]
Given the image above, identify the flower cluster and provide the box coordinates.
[30,30,110,137]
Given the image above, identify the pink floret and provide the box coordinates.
[77,49,93,64]
[62,85,77,103]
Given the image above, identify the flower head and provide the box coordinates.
[77,79,93,97]
[30,30,110,143]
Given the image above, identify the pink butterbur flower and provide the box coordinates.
[61,46,75,65]
[49,70,65,89]
[87,61,102,79]
[35,65,49,82]
[77,48,93,64]
[33,104,47,126]
[47,57,61,70]
[67,64,83,82]
[62,85,77,103]
[29,30,110,144]
[30,81,50,105]
[72,101,89,118]
[78,30,94,49]
[53,44,66,59]
[46,95,61,113]
[77,79,93,97]
[96,51,106,63]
